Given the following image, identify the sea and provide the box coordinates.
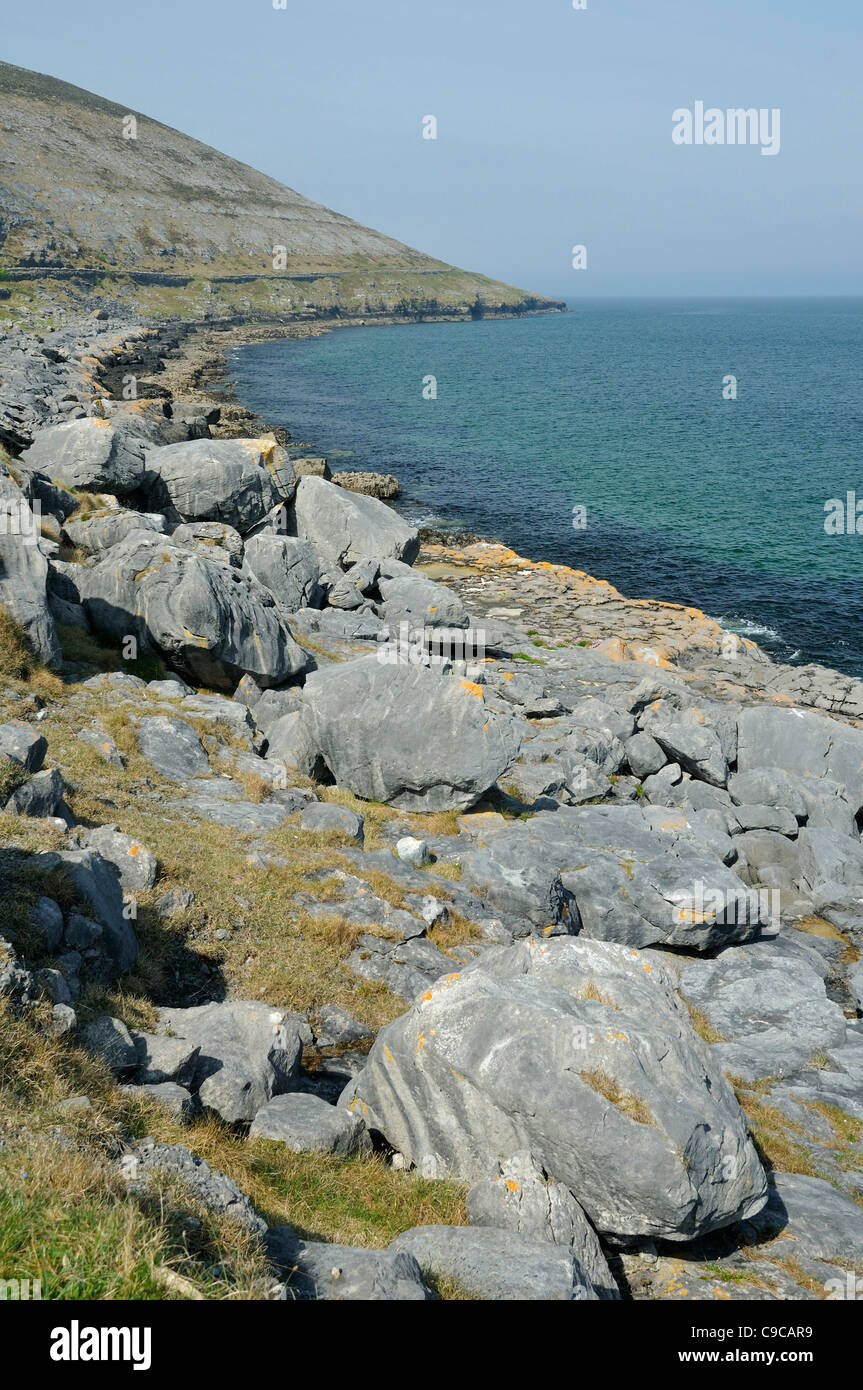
[228,297,863,678]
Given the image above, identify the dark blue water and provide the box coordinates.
[229,299,863,677]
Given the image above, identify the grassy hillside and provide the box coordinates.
[0,61,561,320]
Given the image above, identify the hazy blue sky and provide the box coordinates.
[4,0,861,297]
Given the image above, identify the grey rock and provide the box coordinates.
[343,937,767,1241]
[35,967,73,1006]
[461,840,575,934]
[64,510,168,552]
[396,836,431,867]
[185,793,298,832]
[641,710,728,787]
[78,532,306,691]
[244,686,302,736]
[0,720,47,772]
[676,939,847,1082]
[65,912,103,950]
[76,724,126,768]
[419,895,449,928]
[346,933,454,1002]
[738,706,863,815]
[78,826,158,892]
[625,731,666,779]
[738,1172,863,1266]
[728,768,808,821]
[0,936,34,1001]
[315,1005,374,1048]
[263,711,321,778]
[20,418,147,495]
[152,672,195,694]
[250,1092,369,1155]
[156,1000,304,1124]
[299,801,364,844]
[79,1015,138,1075]
[733,804,799,836]
[30,896,64,951]
[242,533,323,610]
[32,847,137,975]
[389,1226,600,1301]
[142,437,292,531]
[466,1152,619,1298]
[267,1227,430,1300]
[131,1031,200,1087]
[327,576,365,610]
[171,519,244,567]
[125,1139,265,1234]
[570,697,637,743]
[122,1082,194,1120]
[302,658,521,812]
[137,716,209,780]
[155,886,194,918]
[50,1003,77,1036]
[293,475,419,568]
[378,574,468,630]
[0,519,61,666]
[5,767,65,818]
[460,805,766,951]
[797,826,863,893]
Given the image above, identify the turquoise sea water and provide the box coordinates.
[229,298,863,677]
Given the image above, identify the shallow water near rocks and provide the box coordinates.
[230,297,863,678]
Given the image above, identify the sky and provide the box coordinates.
[3,0,862,298]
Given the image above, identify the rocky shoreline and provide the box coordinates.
[0,307,862,1302]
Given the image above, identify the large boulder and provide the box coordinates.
[0,500,61,666]
[156,1000,304,1124]
[292,475,419,568]
[20,418,148,495]
[302,658,522,811]
[141,437,293,532]
[675,938,848,1082]
[737,707,863,815]
[342,937,767,1241]
[31,847,138,975]
[378,573,468,630]
[77,531,306,690]
[242,533,324,610]
[64,510,168,553]
[461,805,768,951]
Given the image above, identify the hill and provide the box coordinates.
[0,61,561,322]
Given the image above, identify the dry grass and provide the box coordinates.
[0,1000,468,1295]
[578,1068,656,1126]
[681,997,728,1044]
[0,1001,272,1299]
[734,1089,822,1179]
[579,980,620,1009]
[0,624,484,1296]
[0,610,63,699]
